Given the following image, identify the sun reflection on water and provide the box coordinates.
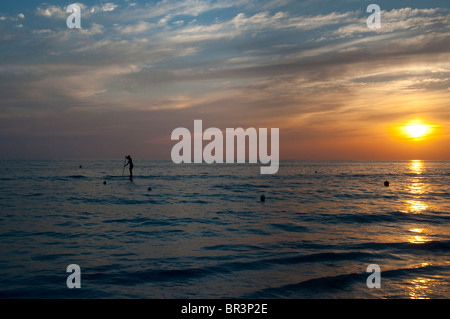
[403,160,429,214]
[408,182,425,195]
[405,200,428,213]
[406,263,443,299]
[407,160,426,195]
[410,160,423,174]
[402,160,433,245]
[409,278,430,299]
[408,235,430,244]
[407,228,431,244]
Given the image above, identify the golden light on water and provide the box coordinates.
[404,161,432,244]
[409,278,431,299]
[403,160,429,214]
[410,160,423,174]
[406,262,447,299]
[407,276,445,299]
[409,183,424,195]
[405,200,428,213]
[407,227,431,244]
[408,234,430,244]
[409,161,426,196]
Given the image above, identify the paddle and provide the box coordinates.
[122,156,127,176]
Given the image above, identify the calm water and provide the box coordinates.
[0,160,449,299]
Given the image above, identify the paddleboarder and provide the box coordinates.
[124,155,134,181]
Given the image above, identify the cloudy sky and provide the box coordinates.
[0,0,449,160]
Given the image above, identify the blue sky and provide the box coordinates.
[0,1,449,159]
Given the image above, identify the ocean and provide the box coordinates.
[0,160,449,299]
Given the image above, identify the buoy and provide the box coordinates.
[79,165,82,168]
[148,187,152,191]
[315,171,318,174]
[384,181,390,187]
[103,181,107,185]
[260,195,265,202]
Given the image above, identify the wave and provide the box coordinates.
[270,223,309,233]
[246,263,449,298]
[353,240,450,253]
[103,217,173,227]
[67,175,87,179]
[68,196,161,205]
[74,251,383,287]
[316,210,450,225]
[202,244,265,252]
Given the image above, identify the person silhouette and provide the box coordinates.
[124,155,134,181]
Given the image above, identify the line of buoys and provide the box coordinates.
[100,179,152,192]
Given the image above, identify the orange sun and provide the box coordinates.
[389,119,440,142]
[404,123,430,139]
[398,121,435,141]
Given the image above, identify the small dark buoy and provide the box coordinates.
[79,165,82,168]
[103,181,107,185]
[315,171,318,174]
[260,195,265,202]
[384,181,390,187]
[148,187,152,191]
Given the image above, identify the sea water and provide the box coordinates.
[0,160,449,298]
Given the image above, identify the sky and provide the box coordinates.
[0,0,449,160]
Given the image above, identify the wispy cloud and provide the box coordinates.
[36,5,67,18]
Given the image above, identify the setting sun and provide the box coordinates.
[405,124,430,138]
[393,120,438,141]
[388,119,443,145]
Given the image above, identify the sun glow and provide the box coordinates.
[389,119,440,143]
[405,123,430,138]
[390,120,439,142]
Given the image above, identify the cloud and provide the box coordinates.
[36,5,67,18]
[116,21,153,34]
[110,0,251,23]
[79,23,104,35]
[9,4,448,109]
[101,3,118,12]
[332,7,449,38]
[163,10,356,44]
[36,3,111,18]
[173,20,184,27]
